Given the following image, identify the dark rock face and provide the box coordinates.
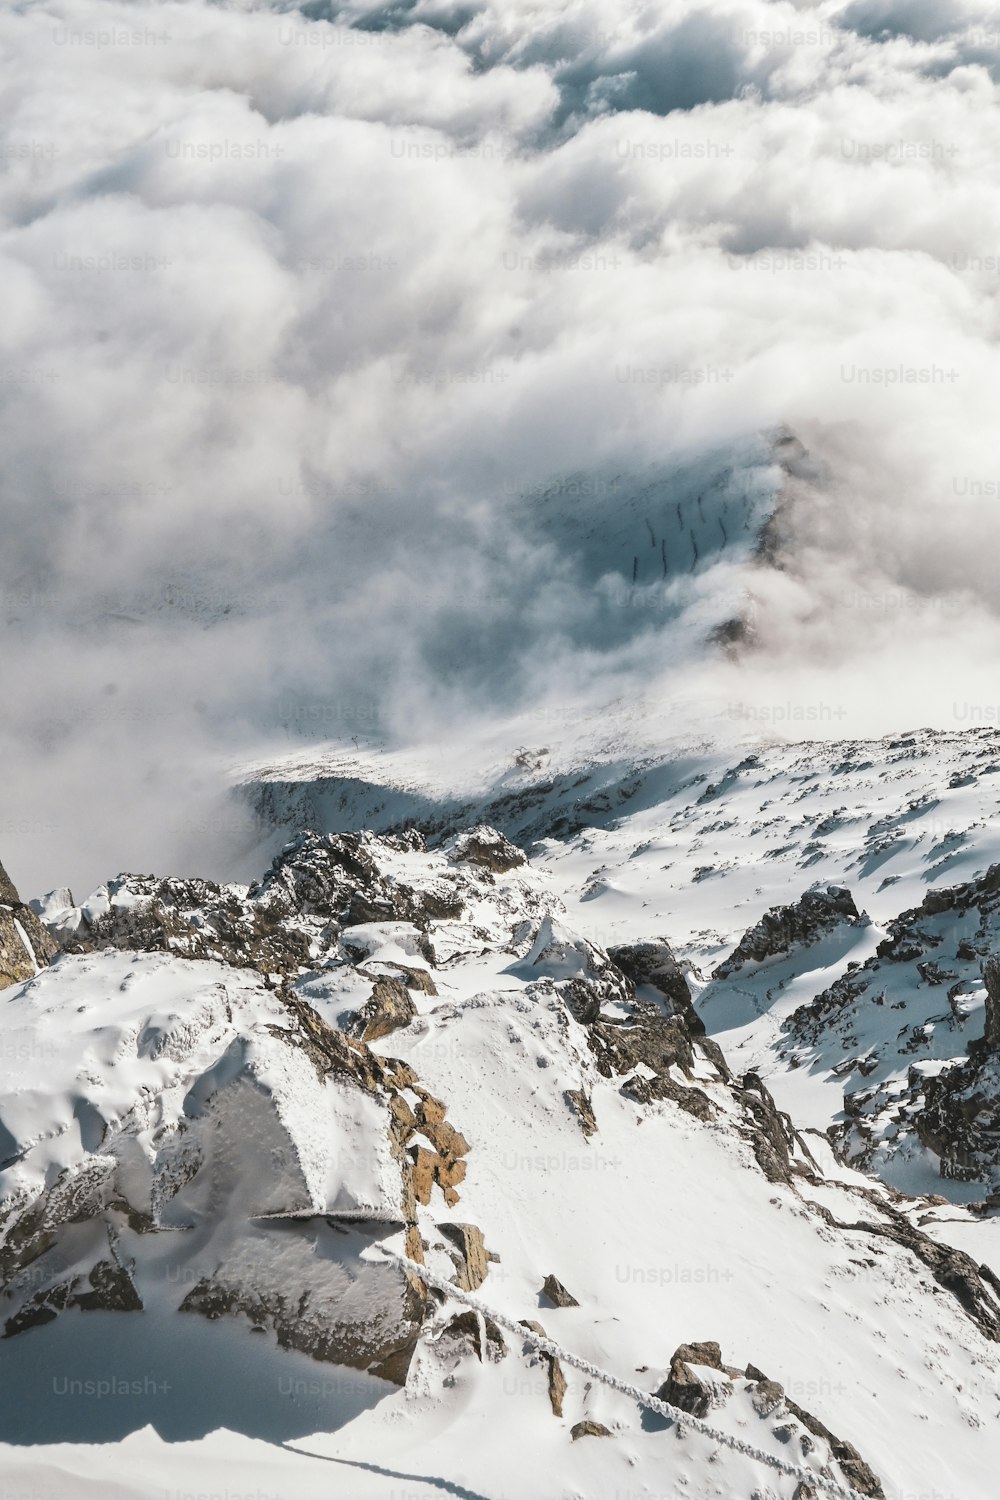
[982,954,1000,1052]
[607,938,705,1035]
[0,857,57,990]
[450,825,526,874]
[5,1257,143,1338]
[179,1248,426,1385]
[714,887,863,979]
[736,1072,817,1185]
[564,1087,598,1138]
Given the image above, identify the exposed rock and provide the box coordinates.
[541,1273,578,1308]
[0,856,57,990]
[450,825,527,873]
[42,831,466,981]
[179,1247,426,1384]
[564,1087,598,1138]
[519,1319,567,1416]
[346,976,416,1043]
[737,1072,818,1184]
[983,954,1000,1052]
[570,1420,612,1440]
[437,1309,506,1363]
[5,1250,142,1338]
[779,1384,884,1498]
[657,1341,725,1418]
[652,1342,882,1497]
[547,1356,568,1417]
[714,887,863,979]
[607,938,704,1035]
[439,1222,490,1292]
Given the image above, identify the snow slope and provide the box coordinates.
[4,784,1000,1497]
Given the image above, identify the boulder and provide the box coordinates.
[347,977,416,1043]
[541,1273,579,1308]
[450,826,526,873]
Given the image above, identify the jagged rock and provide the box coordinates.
[4,1251,143,1339]
[657,1341,725,1418]
[0,857,57,990]
[541,1273,578,1308]
[346,976,416,1042]
[982,954,1000,1052]
[180,1250,426,1384]
[437,1309,506,1363]
[564,1087,598,1138]
[41,831,465,980]
[450,826,526,873]
[570,1420,612,1440]
[779,1385,884,1498]
[439,1223,490,1292]
[548,1351,568,1416]
[653,1343,883,1497]
[519,1318,567,1415]
[714,887,862,979]
[74,1258,144,1314]
[737,1072,817,1184]
[607,938,704,1035]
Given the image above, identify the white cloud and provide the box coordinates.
[1,0,999,893]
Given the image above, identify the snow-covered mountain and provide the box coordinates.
[5,723,1000,1498]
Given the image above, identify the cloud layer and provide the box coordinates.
[2,0,1000,893]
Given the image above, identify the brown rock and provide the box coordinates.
[421,1119,471,1158]
[541,1273,579,1308]
[347,977,416,1043]
[410,1146,440,1206]
[565,1087,597,1138]
[439,1222,490,1291]
[438,1309,507,1363]
[657,1342,725,1419]
[570,1420,612,1440]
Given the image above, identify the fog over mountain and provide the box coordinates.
[3,0,1000,888]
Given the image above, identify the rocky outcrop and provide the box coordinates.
[346,976,416,1042]
[607,938,704,1034]
[540,1273,578,1308]
[744,1363,884,1499]
[520,1319,567,1416]
[714,887,863,979]
[35,831,466,981]
[439,1222,490,1292]
[570,1420,612,1440]
[449,825,526,873]
[982,954,1000,1053]
[654,1341,884,1498]
[0,857,57,990]
[657,1340,727,1418]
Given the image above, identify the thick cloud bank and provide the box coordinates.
[2,0,1000,892]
